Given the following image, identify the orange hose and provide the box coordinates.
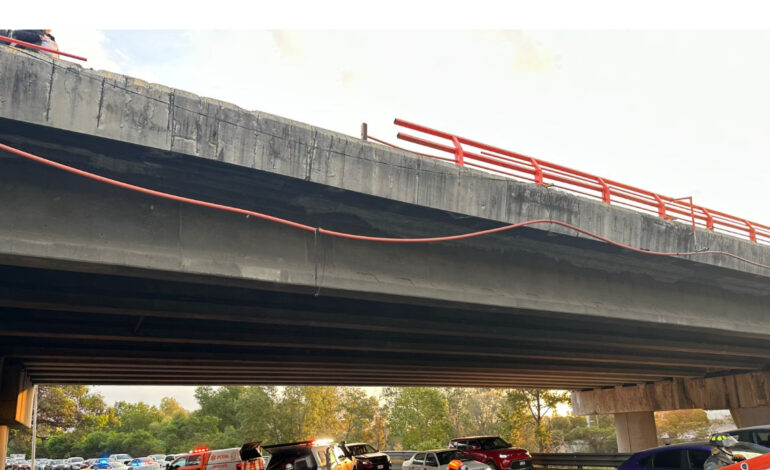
[0,141,768,270]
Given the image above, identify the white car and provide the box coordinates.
[128,459,160,470]
[402,451,491,470]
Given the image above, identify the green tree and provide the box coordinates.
[236,387,278,443]
[37,386,109,435]
[502,390,569,451]
[339,388,380,443]
[45,433,76,457]
[195,386,246,433]
[656,409,710,443]
[121,430,164,456]
[383,387,452,450]
[115,402,164,433]
[160,397,188,418]
[444,388,505,437]
[550,415,617,452]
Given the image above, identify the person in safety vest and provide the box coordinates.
[10,30,59,57]
[704,433,745,470]
[447,460,466,470]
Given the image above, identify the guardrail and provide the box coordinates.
[531,453,632,469]
[390,119,770,246]
[382,451,630,469]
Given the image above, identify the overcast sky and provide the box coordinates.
[45,28,769,409]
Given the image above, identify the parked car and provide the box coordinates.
[449,437,531,470]
[48,460,68,470]
[343,443,390,470]
[163,456,183,470]
[261,439,354,470]
[82,460,99,470]
[618,442,770,470]
[68,458,85,470]
[402,450,491,470]
[729,427,770,447]
[167,447,245,470]
[146,458,165,466]
[93,460,128,470]
[129,459,160,470]
[108,457,132,466]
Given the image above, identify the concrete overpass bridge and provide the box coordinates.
[0,46,769,452]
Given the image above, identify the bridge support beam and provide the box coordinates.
[614,411,658,452]
[572,371,770,415]
[730,407,770,428]
[0,358,34,470]
[0,358,34,428]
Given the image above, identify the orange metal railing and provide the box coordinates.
[392,119,770,245]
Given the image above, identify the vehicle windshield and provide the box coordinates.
[114,457,131,461]
[479,438,510,450]
[349,445,378,455]
[264,447,313,470]
[436,451,472,465]
[53,461,65,465]
[70,459,84,463]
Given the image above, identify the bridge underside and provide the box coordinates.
[0,74,769,390]
[2,263,770,388]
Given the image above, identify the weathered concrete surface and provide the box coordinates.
[730,407,770,428]
[0,359,32,427]
[0,47,769,389]
[572,371,770,414]
[0,46,768,280]
[614,411,658,453]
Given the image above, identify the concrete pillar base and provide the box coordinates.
[730,407,770,428]
[615,411,658,452]
[0,425,8,470]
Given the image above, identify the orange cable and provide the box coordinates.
[1,141,768,270]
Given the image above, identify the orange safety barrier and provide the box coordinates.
[391,119,770,245]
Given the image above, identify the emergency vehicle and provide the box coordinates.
[168,447,254,470]
[719,452,770,470]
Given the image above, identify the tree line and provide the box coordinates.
[7,385,622,458]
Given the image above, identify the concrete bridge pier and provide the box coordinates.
[730,407,770,428]
[614,411,658,452]
[573,371,770,452]
[0,359,35,470]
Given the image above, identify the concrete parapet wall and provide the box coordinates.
[1,46,768,280]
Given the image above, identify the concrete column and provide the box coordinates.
[0,425,8,470]
[0,359,34,428]
[614,411,658,452]
[730,407,770,428]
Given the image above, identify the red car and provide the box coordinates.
[448,436,531,470]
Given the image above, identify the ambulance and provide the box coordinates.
[168,447,258,470]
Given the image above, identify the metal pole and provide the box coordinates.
[360,123,368,141]
[31,385,38,469]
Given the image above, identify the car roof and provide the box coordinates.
[731,426,770,432]
[451,436,499,441]
[416,450,463,453]
[632,442,711,455]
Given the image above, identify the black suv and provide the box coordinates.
[263,440,354,470]
[343,443,390,470]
